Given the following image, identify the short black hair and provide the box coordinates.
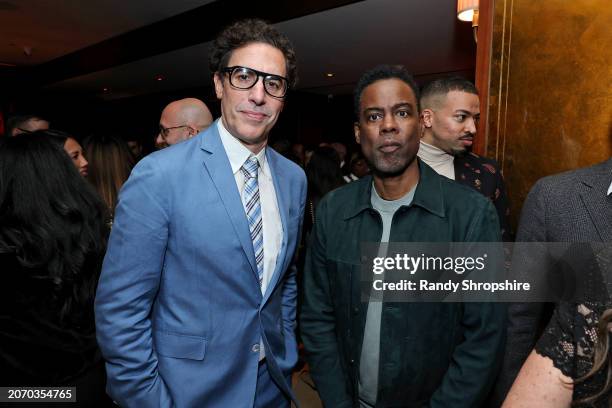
[353,65,420,118]
[5,114,48,137]
[420,76,478,110]
[209,19,298,89]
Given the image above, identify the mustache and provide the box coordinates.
[377,138,402,148]
[237,104,272,116]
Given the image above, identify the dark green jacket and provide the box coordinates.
[300,160,506,408]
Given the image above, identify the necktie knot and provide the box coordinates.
[242,156,259,179]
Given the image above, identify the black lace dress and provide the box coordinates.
[535,301,612,407]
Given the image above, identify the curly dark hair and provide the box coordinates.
[209,18,298,89]
[353,65,420,119]
[0,132,109,323]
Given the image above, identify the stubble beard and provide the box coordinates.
[368,149,417,179]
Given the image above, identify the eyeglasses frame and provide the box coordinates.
[221,66,289,99]
[158,124,191,140]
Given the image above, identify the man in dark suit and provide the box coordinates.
[95,19,306,407]
[493,158,612,404]
[418,77,512,241]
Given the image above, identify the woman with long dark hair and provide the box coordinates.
[0,132,111,406]
[43,129,89,177]
[83,134,135,221]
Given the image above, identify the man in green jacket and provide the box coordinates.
[300,65,506,407]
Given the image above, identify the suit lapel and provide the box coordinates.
[200,123,259,283]
[579,159,612,241]
[263,149,289,303]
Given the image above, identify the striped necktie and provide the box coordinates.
[241,156,264,285]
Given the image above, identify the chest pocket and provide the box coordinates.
[325,259,362,312]
[153,331,207,360]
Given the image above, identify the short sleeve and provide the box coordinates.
[535,302,609,403]
[535,302,583,378]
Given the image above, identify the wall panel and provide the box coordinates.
[486,0,612,226]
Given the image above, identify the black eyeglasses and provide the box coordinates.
[158,124,189,139]
[221,66,288,98]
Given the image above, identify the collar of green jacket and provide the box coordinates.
[343,158,446,220]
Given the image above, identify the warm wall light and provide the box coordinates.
[457,0,479,42]
[457,0,478,22]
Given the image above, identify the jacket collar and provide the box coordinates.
[199,118,223,154]
[344,158,446,220]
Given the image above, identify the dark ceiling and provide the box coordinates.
[0,0,477,100]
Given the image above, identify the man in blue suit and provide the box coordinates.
[95,19,306,408]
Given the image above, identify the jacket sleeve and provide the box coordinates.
[280,172,307,365]
[299,197,354,408]
[492,164,514,242]
[491,179,550,404]
[94,158,174,408]
[429,200,507,408]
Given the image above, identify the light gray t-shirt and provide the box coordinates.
[358,183,417,407]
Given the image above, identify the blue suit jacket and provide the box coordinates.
[95,121,307,407]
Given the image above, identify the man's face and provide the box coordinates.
[354,78,420,177]
[351,157,370,178]
[157,108,192,149]
[422,90,480,155]
[213,42,285,153]
[330,142,347,163]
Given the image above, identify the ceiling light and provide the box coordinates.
[155,75,165,81]
[326,73,335,78]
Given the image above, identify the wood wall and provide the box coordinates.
[482,0,612,227]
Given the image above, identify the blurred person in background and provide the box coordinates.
[45,129,89,177]
[156,97,214,149]
[344,151,370,182]
[125,136,144,162]
[5,114,50,137]
[330,141,348,168]
[83,135,135,223]
[304,146,346,236]
[0,133,111,406]
[291,142,305,167]
[298,145,345,283]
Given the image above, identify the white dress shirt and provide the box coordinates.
[217,120,283,296]
[218,120,283,360]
